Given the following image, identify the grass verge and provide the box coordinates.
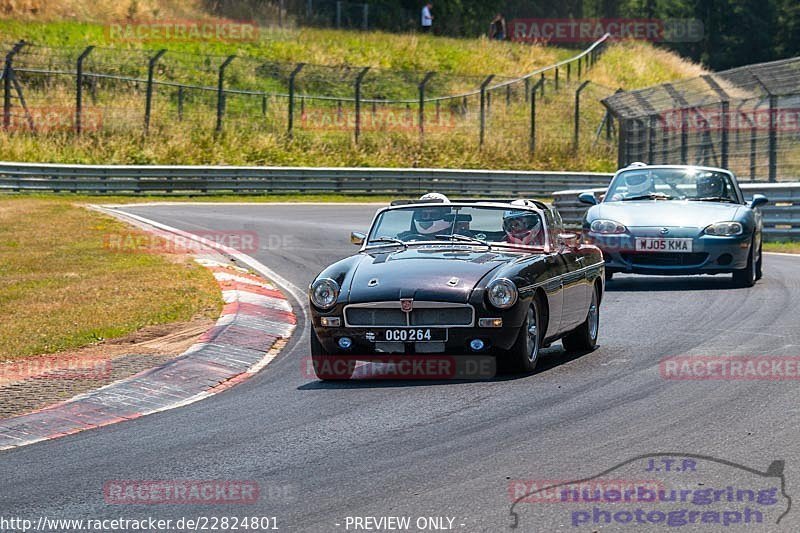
[763,242,800,254]
[0,197,222,361]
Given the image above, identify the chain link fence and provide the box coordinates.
[603,57,800,182]
[1,35,611,160]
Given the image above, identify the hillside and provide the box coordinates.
[0,19,705,171]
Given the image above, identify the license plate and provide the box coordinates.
[635,238,693,252]
[370,329,447,342]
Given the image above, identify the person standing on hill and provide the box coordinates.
[489,13,507,40]
[421,3,433,33]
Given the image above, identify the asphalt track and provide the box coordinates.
[2,203,800,532]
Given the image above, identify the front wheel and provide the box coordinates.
[562,284,600,353]
[310,332,355,380]
[505,298,542,373]
[732,238,757,288]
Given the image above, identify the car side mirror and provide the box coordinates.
[578,192,598,205]
[750,194,768,209]
[351,231,366,245]
[558,232,579,249]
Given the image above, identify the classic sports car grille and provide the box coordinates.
[345,308,406,327]
[621,252,709,267]
[345,304,474,327]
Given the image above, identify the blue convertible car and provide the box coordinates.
[579,164,768,287]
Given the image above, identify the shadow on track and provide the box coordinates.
[297,346,596,390]
[606,274,739,292]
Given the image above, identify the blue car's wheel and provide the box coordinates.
[732,237,757,288]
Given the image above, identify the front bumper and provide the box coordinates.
[311,301,528,355]
[583,229,751,275]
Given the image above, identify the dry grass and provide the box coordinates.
[763,242,800,253]
[589,41,707,89]
[0,197,222,361]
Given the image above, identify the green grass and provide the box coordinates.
[0,197,222,361]
[0,22,704,171]
[763,242,800,254]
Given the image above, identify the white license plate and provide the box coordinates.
[375,329,447,342]
[635,238,693,252]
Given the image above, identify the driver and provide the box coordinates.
[411,193,453,236]
[696,174,725,198]
[623,171,652,197]
[503,202,543,246]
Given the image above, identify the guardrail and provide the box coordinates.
[0,162,613,198]
[554,183,800,240]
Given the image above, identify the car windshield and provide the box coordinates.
[605,168,739,203]
[367,205,548,249]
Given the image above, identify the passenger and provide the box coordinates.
[696,174,725,198]
[502,209,544,246]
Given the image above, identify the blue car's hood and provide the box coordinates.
[595,201,743,228]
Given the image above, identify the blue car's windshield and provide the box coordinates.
[367,205,548,249]
[605,168,739,203]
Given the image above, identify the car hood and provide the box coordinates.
[346,247,520,304]
[595,201,743,228]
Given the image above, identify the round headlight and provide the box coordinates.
[704,221,743,236]
[486,278,518,309]
[590,219,627,234]
[310,278,340,309]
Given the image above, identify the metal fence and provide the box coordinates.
[603,56,800,182]
[553,183,800,241]
[0,162,612,197]
[0,35,610,155]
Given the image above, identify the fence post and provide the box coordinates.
[618,119,628,168]
[540,72,545,98]
[215,55,235,133]
[573,80,590,153]
[418,71,435,141]
[75,46,94,136]
[554,67,559,91]
[177,87,184,121]
[287,63,305,138]
[754,76,778,182]
[529,78,543,154]
[524,78,529,102]
[336,1,342,28]
[702,75,730,169]
[567,62,571,82]
[2,40,25,131]
[479,75,494,148]
[648,114,657,164]
[577,56,582,79]
[354,67,370,144]
[362,3,369,30]
[144,49,166,135]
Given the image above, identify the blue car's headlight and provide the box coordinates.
[704,222,743,236]
[590,219,627,234]
[310,278,340,309]
[486,278,518,309]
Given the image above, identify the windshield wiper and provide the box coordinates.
[688,196,737,203]
[622,192,675,201]
[434,233,491,248]
[369,237,408,249]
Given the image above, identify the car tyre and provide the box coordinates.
[504,298,542,374]
[755,241,763,281]
[310,331,355,380]
[732,238,757,288]
[562,284,600,353]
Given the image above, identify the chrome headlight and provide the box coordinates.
[704,221,743,236]
[486,278,518,309]
[590,219,627,234]
[310,278,340,309]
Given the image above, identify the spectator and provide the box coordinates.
[421,3,433,33]
[489,13,507,40]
